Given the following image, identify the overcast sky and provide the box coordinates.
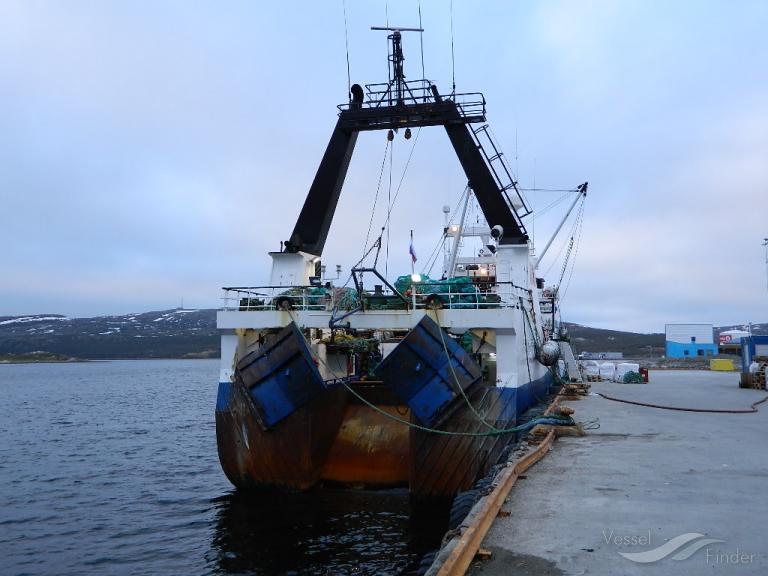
[1,0,766,332]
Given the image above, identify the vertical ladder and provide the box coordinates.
[470,124,531,218]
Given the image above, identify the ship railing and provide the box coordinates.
[408,281,530,310]
[336,79,485,120]
[221,281,531,312]
[220,286,345,312]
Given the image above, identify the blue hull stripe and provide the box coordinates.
[515,371,555,416]
[486,371,555,425]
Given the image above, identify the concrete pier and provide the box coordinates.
[470,370,768,575]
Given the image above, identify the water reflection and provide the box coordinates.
[209,488,447,575]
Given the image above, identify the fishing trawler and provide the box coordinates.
[215,27,587,502]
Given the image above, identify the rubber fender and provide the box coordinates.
[473,475,495,496]
[448,489,479,530]
[411,550,439,576]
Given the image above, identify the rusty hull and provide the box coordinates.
[216,376,519,499]
[321,403,410,486]
[216,378,346,490]
[410,386,516,501]
[216,382,517,498]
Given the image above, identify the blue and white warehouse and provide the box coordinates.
[665,323,718,358]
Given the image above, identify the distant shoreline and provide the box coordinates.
[0,359,90,364]
[0,352,87,364]
[0,355,219,364]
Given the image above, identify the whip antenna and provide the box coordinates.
[342,0,351,99]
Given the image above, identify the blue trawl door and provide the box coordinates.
[374,316,482,426]
[234,322,326,429]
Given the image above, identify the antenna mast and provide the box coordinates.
[286,26,531,256]
[371,26,424,107]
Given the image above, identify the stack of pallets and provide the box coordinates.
[741,362,768,390]
[752,363,767,390]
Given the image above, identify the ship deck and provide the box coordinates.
[467,370,768,575]
[217,308,519,331]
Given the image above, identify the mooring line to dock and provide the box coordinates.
[430,309,501,432]
[337,375,573,437]
[285,310,574,438]
[596,392,768,414]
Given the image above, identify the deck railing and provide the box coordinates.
[220,286,338,312]
[336,79,486,121]
[221,281,531,313]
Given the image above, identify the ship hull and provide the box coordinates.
[215,316,555,498]
[215,370,553,497]
[410,371,553,502]
[321,400,411,487]
[216,379,347,490]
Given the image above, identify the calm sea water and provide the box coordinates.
[0,360,441,576]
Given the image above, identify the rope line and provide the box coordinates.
[520,297,541,350]
[429,309,500,431]
[362,140,391,258]
[559,199,586,301]
[422,233,447,278]
[521,299,534,387]
[383,127,421,230]
[340,380,573,436]
[422,185,469,276]
[373,127,422,275]
[285,310,574,437]
[597,392,768,414]
[519,187,580,193]
[542,203,581,278]
[534,192,571,219]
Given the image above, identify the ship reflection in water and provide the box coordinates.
[209,488,447,576]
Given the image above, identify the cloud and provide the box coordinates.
[1,1,766,332]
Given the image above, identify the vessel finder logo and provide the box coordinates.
[604,530,723,563]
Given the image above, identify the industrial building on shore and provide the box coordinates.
[665,323,718,358]
[718,328,751,355]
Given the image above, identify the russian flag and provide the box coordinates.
[409,231,417,263]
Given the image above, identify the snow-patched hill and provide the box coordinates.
[1,310,765,360]
[0,309,218,359]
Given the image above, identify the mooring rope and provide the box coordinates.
[339,375,573,437]
[597,392,768,414]
[284,309,575,437]
[428,309,501,432]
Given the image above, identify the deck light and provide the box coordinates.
[411,273,422,282]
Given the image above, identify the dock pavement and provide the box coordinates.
[469,370,768,575]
